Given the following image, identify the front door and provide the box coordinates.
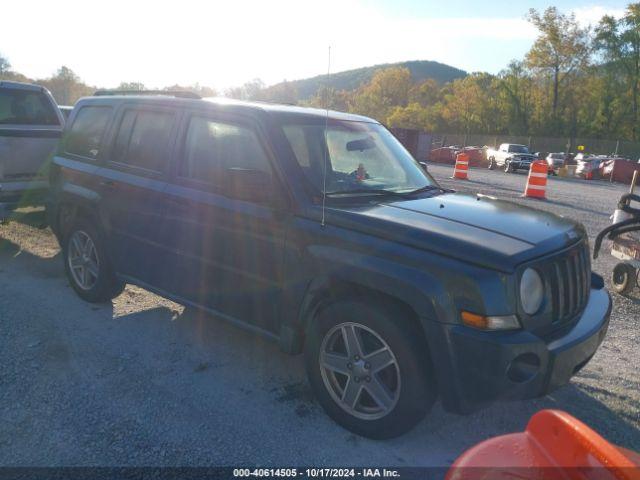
[159,113,287,333]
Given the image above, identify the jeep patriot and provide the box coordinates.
[47,92,612,438]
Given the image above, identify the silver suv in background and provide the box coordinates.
[546,152,565,174]
[0,81,64,220]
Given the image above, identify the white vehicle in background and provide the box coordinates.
[0,81,64,220]
[546,152,565,175]
[486,143,536,173]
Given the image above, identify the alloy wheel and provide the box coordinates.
[67,230,100,290]
[319,322,401,420]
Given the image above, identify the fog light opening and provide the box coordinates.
[507,353,541,383]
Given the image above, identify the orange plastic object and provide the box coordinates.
[452,152,470,180]
[447,410,640,480]
[523,160,548,199]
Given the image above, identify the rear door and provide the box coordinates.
[0,82,63,203]
[159,111,288,333]
[95,104,179,285]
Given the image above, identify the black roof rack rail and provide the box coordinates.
[93,89,201,100]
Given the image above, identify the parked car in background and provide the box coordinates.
[428,145,458,164]
[575,153,602,179]
[48,92,611,439]
[546,152,565,174]
[428,145,485,167]
[461,146,486,167]
[0,81,64,220]
[486,143,536,173]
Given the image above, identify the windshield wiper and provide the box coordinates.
[325,188,408,198]
[403,185,445,195]
[325,185,451,198]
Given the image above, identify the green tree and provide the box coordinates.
[525,7,591,125]
[0,53,10,76]
[497,61,534,135]
[596,4,640,139]
[387,103,431,130]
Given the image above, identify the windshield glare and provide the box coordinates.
[510,145,529,154]
[282,121,435,195]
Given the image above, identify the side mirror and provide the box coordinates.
[226,167,274,203]
[419,161,428,171]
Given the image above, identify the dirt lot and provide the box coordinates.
[1,164,639,467]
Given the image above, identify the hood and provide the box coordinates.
[328,193,584,272]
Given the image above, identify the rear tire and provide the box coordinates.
[488,158,495,170]
[304,299,436,439]
[63,219,125,303]
[612,262,636,295]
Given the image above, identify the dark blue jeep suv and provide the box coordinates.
[47,92,612,438]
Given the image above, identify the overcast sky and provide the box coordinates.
[0,0,627,91]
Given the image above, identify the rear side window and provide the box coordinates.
[180,116,271,185]
[112,109,175,173]
[0,88,59,125]
[65,106,113,158]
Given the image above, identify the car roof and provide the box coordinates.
[0,80,50,92]
[74,94,378,124]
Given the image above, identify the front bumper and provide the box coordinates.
[511,160,533,170]
[424,286,612,414]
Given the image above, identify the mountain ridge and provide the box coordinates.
[275,59,467,99]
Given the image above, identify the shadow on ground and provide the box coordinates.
[1,223,639,464]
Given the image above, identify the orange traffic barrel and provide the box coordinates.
[523,160,548,199]
[452,152,470,180]
[446,409,640,480]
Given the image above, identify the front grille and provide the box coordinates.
[548,242,591,324]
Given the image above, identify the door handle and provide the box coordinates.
[100,180,116,188]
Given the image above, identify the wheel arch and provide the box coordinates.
[292,273,437,356]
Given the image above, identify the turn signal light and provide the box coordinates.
[461,311,521,331]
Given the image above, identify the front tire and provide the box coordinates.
[612,262,636,295]
[63,220,125,302]
[304,299,436,439]
[504,161,514,173]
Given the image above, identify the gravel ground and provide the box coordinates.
[0,165,638,467]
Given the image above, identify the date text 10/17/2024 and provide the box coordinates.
[233,468,401,478]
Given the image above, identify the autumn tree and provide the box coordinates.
[349,67,412,121]
[387,103,431,130]
[306,86,352,111]
[525,7,591,127]
[39,66,93,105]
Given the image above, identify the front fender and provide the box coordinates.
[300,244,451,324]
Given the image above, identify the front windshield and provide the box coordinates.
[510,145,530,154]
[282,120,435,195]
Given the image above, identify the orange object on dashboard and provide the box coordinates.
[447,409,640,480]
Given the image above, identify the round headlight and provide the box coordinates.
[520,268,544,315]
